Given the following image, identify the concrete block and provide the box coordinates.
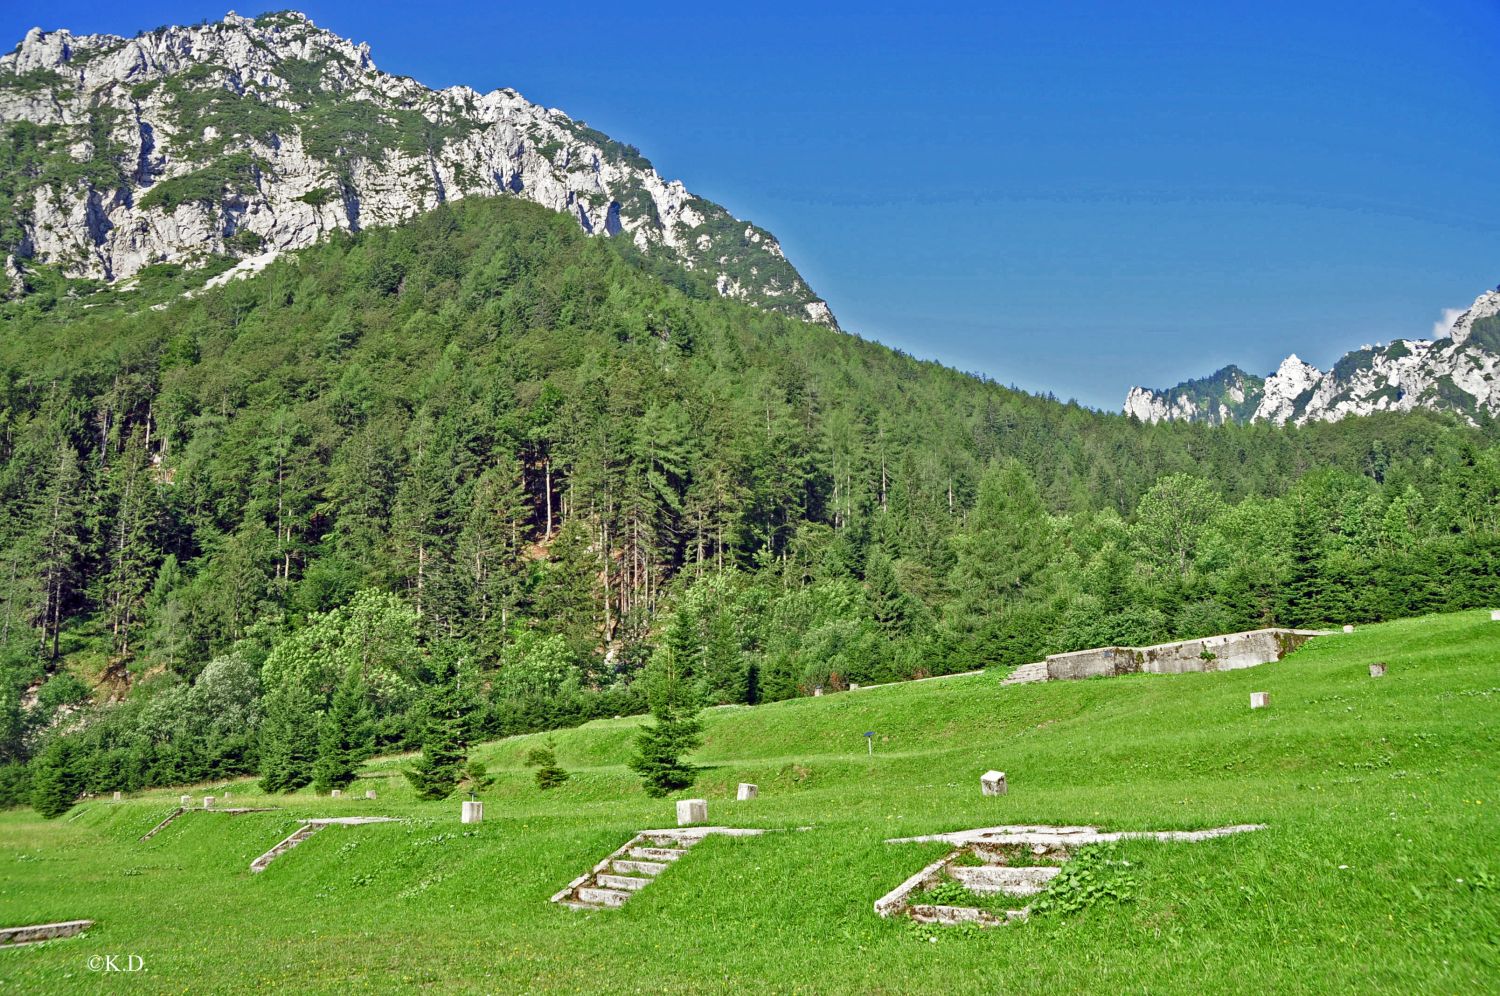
[112,791,122,801]
[180,795,191,807]
[222,792,230,801]
[849,682,860,690]
[365,790,377,800]
[813,686,824,696]
[1250,692,1270,709]
[1342,625,1355,634]
[737,783,758,801]
[330,789,341,798]
[1369,662,1386,677]
[1491,610,1500,622]
[676,799,708,825]
[203,796,215,809]
[981,770,1007,796]
[461,800,483,824]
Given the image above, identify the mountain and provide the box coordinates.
[1124,286,1500,425]
[0,11,836,325]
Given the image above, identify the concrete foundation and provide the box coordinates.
[366,790,377,800]
[461,800,483,824]
[1045,628,1323,682]
[1250,692,1270,709]
[736,783,758,801]
[202,796,214,809]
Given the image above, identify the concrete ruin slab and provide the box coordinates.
[0,920,94,947]
[877,823,1266,927]
[1043,628,1326,682]
[249,817,399,873]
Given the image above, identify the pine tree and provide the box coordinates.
[258,681,320,793]
[405,645,474,801]
[33,445,86,660]
[628,632,703,797]
[30,739,77,819]
[313,666,374,792]
[524,741,570,790]
[865,547,915,637]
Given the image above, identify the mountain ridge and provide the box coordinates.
[0,10,837,326]
[1125,286,1500,425]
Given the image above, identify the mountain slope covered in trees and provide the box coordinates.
[2,195,1498,805]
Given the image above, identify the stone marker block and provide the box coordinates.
[1250,692,1270,709]
[850,682,860,691]
[203,796,215,809]
[813,686,824,696]
[222,791,230,801]
[112,791,122,801]
[981,770,1007,796]
[461,800,483,824]
[180,795,191,807]
[1491,610,1500,622]
[737,783,758,801]
[331,789,341,798]
[365,790,377,800]
[1369,662,1386,677]
[677,799,708,825]
[1342,624,1355,634]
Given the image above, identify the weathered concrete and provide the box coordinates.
[676,799,707,825]
[180,795,191,807]
[1343,624,1355,634]
[202,796,214,809]
[552,826,768,911]
[1002,661,1049,685]
[365,790,377,800]
[737,783,758,801]
[112,791,122,801]
[1251,691,1270,709]
[878,823,1265,927]
[1044,628,1324,682]
[981,770,1007,796]
[1491,610,1500,622]
[0,920,93,947]
[139,808,187,841]
[461,800,483,824]
[1369,662,1386,677]
[330,789,341,798]
[249,817,399,873]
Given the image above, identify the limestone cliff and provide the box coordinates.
[1124,286,1500,425]
[0,11,837,326]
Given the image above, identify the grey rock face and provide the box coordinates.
[1124,286,1500,425]
[0,12,836,326]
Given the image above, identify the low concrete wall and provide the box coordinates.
[1045,629,1323,682]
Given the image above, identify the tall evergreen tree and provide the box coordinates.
[30,739,77,819]
[629,628,703,797]
[405,645,475,801]
[313,665,374,792]
[258,681,320,793]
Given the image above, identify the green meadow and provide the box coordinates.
[2,611,1497,993]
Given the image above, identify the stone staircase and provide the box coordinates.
[249,817,398,873]
[1002,661,1048,685]
[551,826,766,911]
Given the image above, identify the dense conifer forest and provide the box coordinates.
[3,197,1497,807]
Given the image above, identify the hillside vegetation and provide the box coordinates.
[1,611,1496,992]
[2,196,1499,804]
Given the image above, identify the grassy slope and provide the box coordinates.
[1,612,1497,993]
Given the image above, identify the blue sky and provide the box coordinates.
[6,2,1498,408]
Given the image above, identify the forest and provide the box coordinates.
[2,196,1497,809]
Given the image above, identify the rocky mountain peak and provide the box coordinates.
[0,11,837,326]
[1123,285,1500,426]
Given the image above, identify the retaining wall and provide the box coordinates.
[1044,628,1324,682]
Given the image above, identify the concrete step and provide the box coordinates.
[596,874,652,892]
[576,887,631,908]
[1002,661,1049,685]
[951,864,1060,896]
[908,904,1013,926]
[627,846,685,862]
[611,859,667,876]
[249,824,324,873]
[556,900,605,912]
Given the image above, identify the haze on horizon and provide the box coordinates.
[5,0,1496,409]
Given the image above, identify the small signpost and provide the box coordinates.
[865,731,875,756]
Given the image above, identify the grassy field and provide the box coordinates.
[1,611,1497,993]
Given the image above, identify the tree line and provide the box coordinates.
[2,196,1496,812]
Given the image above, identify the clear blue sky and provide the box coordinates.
[6,2,1498,408]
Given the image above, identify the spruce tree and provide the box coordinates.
[313,666,374,793]
[628,633,703,797]
[405,646,474,801]
[258,681,320,793]
[30,739,77,819]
